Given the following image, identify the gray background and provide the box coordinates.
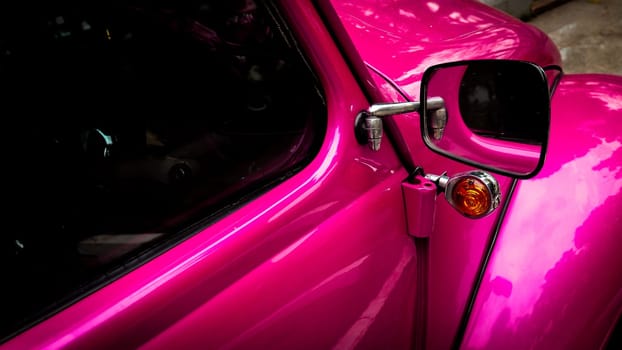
[481,0,622,75]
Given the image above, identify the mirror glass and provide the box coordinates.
[420,60,550,178]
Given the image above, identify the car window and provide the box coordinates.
[1,0,325,340]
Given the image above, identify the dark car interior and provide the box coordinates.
[1,0,325,339]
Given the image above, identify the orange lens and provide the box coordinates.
[451,177,491,217]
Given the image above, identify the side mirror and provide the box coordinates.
[420,60,550,178]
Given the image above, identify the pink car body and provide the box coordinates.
[3,0,622,349]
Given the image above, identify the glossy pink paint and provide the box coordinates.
[3,0,621,349]
[331,0,562,348]
[402,175,437,238]
[461,74,622,349]
[139,170,416,349]
[2,2,416,349]
[396,116,515,350]
[332,0,561,100]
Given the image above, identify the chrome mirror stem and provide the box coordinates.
[359,97,444,151]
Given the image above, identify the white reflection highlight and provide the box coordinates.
[333,247,413,350]
[427,2,440,13]
[589,91,622,111]
[469,139,622,347]
[271,230,316,263]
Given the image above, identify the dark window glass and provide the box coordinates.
[1,0,325,339]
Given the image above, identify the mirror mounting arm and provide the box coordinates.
[368,101,421,117]
[357,97,445,151]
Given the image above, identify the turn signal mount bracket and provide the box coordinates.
[402,170,501,237]
[402,174,437,238]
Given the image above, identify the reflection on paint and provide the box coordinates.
[333,246,414,349]
[271,231,317,263]
[399,9,417,19]
[589,91,622,111]
[222,255,371,349]
[427,2,440,13]
[268,129,341,223]
[468,140,622,347]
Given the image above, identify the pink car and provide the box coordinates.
[2,0,621,349]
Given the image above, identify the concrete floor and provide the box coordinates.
[527,0,622,75]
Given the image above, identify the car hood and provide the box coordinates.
[330,0,561,100]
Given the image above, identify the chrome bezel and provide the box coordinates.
[444,171,501,219]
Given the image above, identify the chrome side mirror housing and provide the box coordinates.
[420,59,550,179]
[358,59,551,179]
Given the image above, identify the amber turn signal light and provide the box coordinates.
[445,171,501,219]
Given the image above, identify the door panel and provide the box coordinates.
[141,170,416,349]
